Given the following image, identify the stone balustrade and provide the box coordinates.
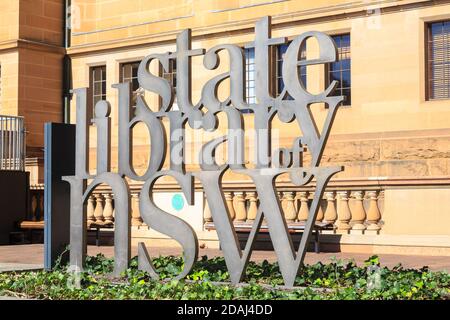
[86,190,146,228]
[202,189,384,235]
[38,183,383,235]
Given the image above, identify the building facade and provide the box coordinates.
[0,0,65,183]
[2,0,450,255]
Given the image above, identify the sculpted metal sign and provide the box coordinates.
[63,16,343,287]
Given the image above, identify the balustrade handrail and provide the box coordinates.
[0,115,26,171]
[81,185,384,236]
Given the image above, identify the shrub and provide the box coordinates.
[0,255,448,300]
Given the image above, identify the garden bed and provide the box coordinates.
[0,255,448,300]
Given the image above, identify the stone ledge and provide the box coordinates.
[320,234,450,249]
[0,263,43,273]
[131,228,450,256]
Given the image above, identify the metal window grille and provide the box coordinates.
[275,41,307,99]
[244,47,256,106]
[427,21,450,100]
[90,65,106,110]
[120,61,141,105]
[161,59,177,109]
[0,115,26,171]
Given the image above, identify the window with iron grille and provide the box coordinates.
[243,47,255,113]
[120,61,141,105]
[275,41,307,99]
[427,21,450,100]
[327,34,351,106]
[89,65,106,116]
[161,59,177,109]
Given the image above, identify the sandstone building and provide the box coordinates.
[1,0,450,256]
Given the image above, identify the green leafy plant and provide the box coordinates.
[0,254,448,300]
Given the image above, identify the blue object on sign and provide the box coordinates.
[171,194,185,211]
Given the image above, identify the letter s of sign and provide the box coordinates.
[137,53,174,111]
[137,170,198,280]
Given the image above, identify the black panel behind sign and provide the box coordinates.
[0,171,28,245]
[44,123,75,270]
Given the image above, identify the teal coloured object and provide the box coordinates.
[171,194,185,211]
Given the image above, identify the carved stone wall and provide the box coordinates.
[318,131,450,179]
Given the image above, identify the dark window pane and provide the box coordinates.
[341,34,350,47]
[97,69,101,81]
[328,34,351,105]
[444,22,450,33]
[330,61,341,70]
[132,63,139,77]
[244,47,256,106]
[120,62,139,84]
[124,65,132,79]
[132,78,139,91]
[276,41,307,97]
[342,71,351,87]
[428,21,450,99]
[90,65,107,119]
[329,71,341,82]
[278,78,285,92]
[93,68,100,81]
[341,59,351,70]
[342,88,351,105]
[94,82,101,94]
[160,59,177,109]
[120,62,142,106]
[277,60,283,73]
[431,23,442,37]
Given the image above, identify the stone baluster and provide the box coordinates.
[234,191,247,222]
[316,197,324,222]
[379,190,385,216]
[350,191,366,234]
[87,194,96,226]
[224,192,235,220]
[336,191,351,233]
[297,191,309,223]
[93,193,105,224]
[324,191,337,225]
[103,193,114,225]
[293,193,298,215]
[366,190,381,234]
[131,192,143,226]
[203,194,212,223]
[246,192,258,221]
[282,191,297,223]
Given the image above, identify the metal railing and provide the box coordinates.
[0,115,26,171]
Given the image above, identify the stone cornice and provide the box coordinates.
[65,175,450,193]
[0,39,65,55]
[67,0,431,56]
[30,175,450,191]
